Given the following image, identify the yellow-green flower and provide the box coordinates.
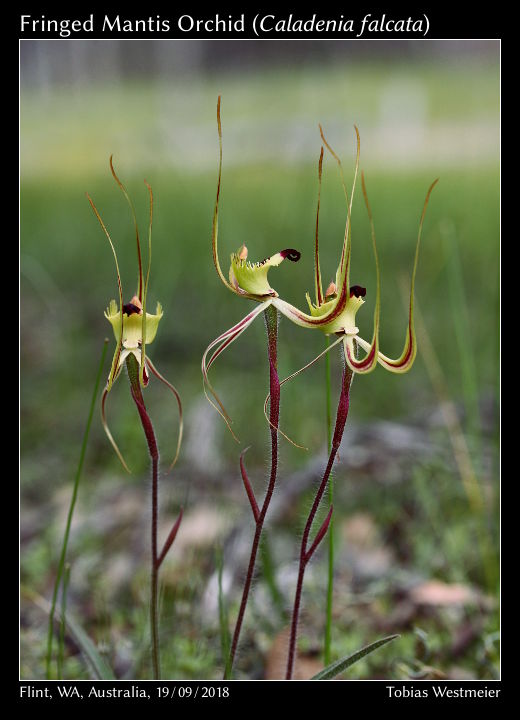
[202,97,301,432]
[104,295,163,382]
[87,158,182,471]
[270,127,438,376]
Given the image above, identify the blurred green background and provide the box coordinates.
[21,40,499,680]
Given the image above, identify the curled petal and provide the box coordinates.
[343,171,381,375]
[202,300,272,439]
[145,357,183,470]
[344,335,378,374]
[101,384,131,473]
[272,289,349,331]
[355,178,439,374]
[356,332,415,374]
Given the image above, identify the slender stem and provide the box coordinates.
[45,340,109,679]
[286,359,353,680]
[57,563,71,679]
[324,334,334,665]
[224,304,280,679]
[126,354,161,680]
[216,544,231,666]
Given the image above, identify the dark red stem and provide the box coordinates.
[126,354,161,679]
[224,304,280,679]
[286,362,353,680]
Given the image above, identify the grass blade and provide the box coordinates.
[311,634,400,680]
[23,586,115,680]
[45,339,109,678]
[61,607,115,679]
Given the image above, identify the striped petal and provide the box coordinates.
[202,300,272,438]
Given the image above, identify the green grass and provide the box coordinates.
[20,163,499,473]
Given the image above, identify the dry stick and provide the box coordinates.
[224,303,281,679]
[126,354,161,680]
[286,359,353,680]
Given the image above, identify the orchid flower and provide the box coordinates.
[87,158,182,472]
[268,127,439,388]
[202,97,301,438]
[88,159,185,678]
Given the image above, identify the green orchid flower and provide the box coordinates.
[87,158,182,471]
[202,97,301,433]
[268,126,438,379]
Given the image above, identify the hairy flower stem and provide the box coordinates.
[324,335,334,665]
[224,304,280,679]
[126,354,161,680]
[286,359,353,680]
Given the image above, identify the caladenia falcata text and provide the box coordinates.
[87,160,184,679]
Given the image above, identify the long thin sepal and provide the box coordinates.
[140,180,153,388]
[86,193,124,391]
[101,385,131,473]
[212,97,237,294]
[145,357,183,470]
[359,178,438,374]
[314,147,325,307]
[109,156,144,302]
[319,124,360,288]
[269,129,361,331]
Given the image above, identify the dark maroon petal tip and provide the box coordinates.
[349,285,366,298]
[281,248,301,262]
[123,302,142,316]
